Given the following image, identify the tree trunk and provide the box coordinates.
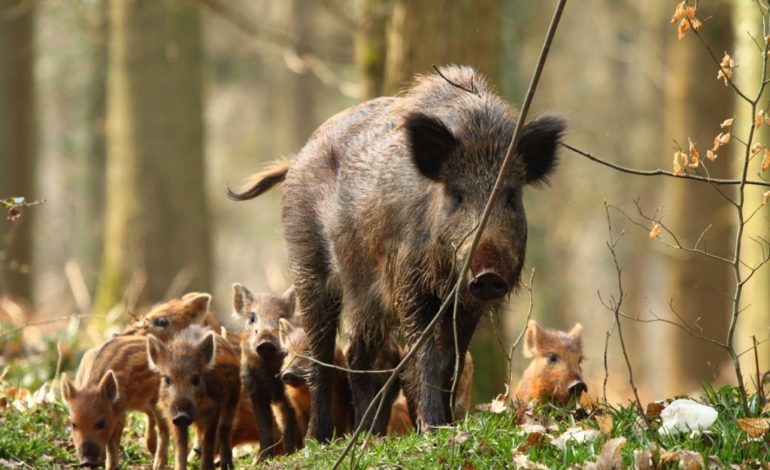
[0,0,35,305]
[731,1,770,380]
[384,0,500,94]
[355,0,389,99]
[94,0,210,313]
[663,2,734,392]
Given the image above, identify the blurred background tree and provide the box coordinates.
[94,0,211,314]
[0,0,35,306]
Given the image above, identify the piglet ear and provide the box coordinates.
[278,318,295,346]
[523,320,541,358]
[146,335,167,371]
[568,323,583,349]
[282,286,297,313]
[184,293,212,320]
[232,283,256,316]
[60,373,76,402]
[198,332,217,370]
[517,114,565,185]
[99,370,120,403]
[404,112,457,181]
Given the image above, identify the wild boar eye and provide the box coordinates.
[95,419,106,430]
[446,187,464,207]
[547,353,559,364]
[70,421,77,429]
[248,313,256,324]
[154,317,170,328]
[191,374,201,386]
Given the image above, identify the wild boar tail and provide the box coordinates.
[226,160,289,201]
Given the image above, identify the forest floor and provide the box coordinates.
[0,381,768,469]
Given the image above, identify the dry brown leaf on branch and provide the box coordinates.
[737,417,770,437]
[752,143,764,155]
[762,149,770,172]
[763,191,770,205]
[756,111,765,129]
[672,2,702,40]
[720,117,735,129]
[718,132,731,146]
[673,151,687,176]
[649,223,662,240]
[688,138,700,168]
[706,150,717,161]
[717,52,738,86]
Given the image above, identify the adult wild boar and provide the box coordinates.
[229,65,565,440]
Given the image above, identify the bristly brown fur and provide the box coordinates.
[227,160,289,201]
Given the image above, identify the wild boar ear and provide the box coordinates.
[278,318,294,346]
[517,114,565,185]
[60,373,76,402]
[99,370,120,403]
[146,335,167,371]
[232,283,254,315]
[523,320,540,358]
[404,112,457,181]
[198,332,217,369]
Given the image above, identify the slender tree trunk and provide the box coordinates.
[0,0,35,305]
[663,2,734,393]
[731,1,770,379]
[95,0,210,312]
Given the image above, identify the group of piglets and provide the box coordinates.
[60,287,585,469]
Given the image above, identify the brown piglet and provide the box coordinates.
[513,320,587,404]
[278,319,353,438]
[61,336,169,470]
[233,283,302,458]
[121,293,262,450]
[147,325,240,470]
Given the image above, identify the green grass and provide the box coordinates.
[0,384,767,469]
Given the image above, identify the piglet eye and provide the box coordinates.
[248,313,256,324]
[547,353,559,364]
[191,374,201,386]
[154,317,170,328]
[70,421,77,429]
[162,376,172,387]
[95,419,106,430]
[447,187,464,207]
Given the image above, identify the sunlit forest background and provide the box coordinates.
[1,0,768,406]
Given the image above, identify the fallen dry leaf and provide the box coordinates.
[737,417,770,437]
[512,454,548,470]
[585,437,626,470]
[633,447,655,470]
[477,386,509,414]
[579,392,596,411]
[645,399,671,419]
[596,414,613,435]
